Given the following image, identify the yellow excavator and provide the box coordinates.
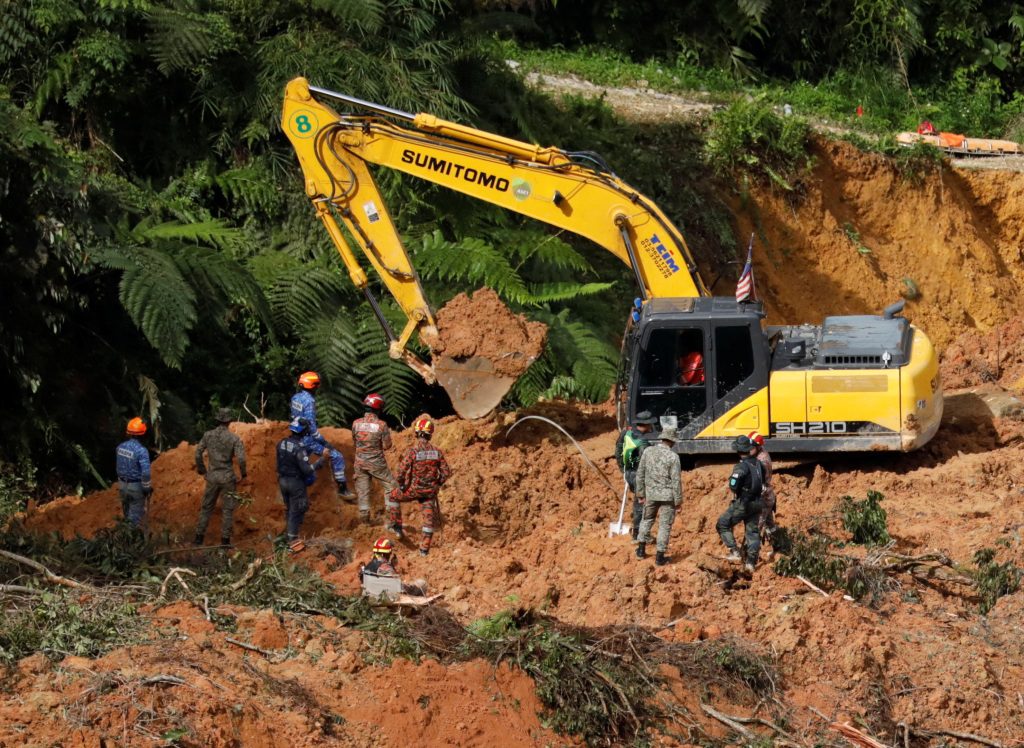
[281,77,942,453]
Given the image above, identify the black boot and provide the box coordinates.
[220,537,232,548]
[635,543,647,559]
[193,533,204,546]
[655,551,668,566]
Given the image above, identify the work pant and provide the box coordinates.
[389,494,437,552]
[759,488,778,539]
[637,500,677,553]
[118,481,147,528]
[195,478,236,541]
[302,436,346,483]
[354,462,395,518]
[279,476,309,540]
[624,469,643,540]
[717,499,764,565]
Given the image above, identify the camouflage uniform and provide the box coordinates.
[115,437,151,528]
[717,455,765,565]
[635,441,682,554]
[390,436,451,553]
[352,411,395,521]
[754,447,778,538]
[194,412,247,544]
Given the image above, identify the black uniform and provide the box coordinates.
[276,433,316,541]
[716,455,765,565]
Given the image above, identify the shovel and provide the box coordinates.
[608,481,632,537]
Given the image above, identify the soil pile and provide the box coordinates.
[941,315,1024,390]
[0,602,558,748]
[723,139,1024,348]
[430,288,547,378]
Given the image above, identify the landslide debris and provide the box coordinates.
[430,288,547,378]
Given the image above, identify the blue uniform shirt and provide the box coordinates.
[290,391,327,446]
[116,438,152,489]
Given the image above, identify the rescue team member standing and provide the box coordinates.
[351,393,395,525]
[634,427,682,566]
[717,435,765,573]
[290,371,353,499]
[276,418,321,552]
[116,417,152,528]
[193,407,247,547]
[389,415,451,556]
[615,410,656,541]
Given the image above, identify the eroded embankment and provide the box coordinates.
[721,139,1024,348]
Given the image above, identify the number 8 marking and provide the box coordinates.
[295,114,311,133]
[290,110,318,139]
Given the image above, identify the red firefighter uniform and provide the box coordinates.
[352,410,395,521]
[389,435,451,553]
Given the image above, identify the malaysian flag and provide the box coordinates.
[735,234,756,303]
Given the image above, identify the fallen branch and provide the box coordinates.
[225,637,277,658]
[139,674,186,687]
[229,558,263,591]
[797,574,855,602]
[0,549,89,589]
[152,544,232,558]
[158,567,196,598]
[700,703,756,740]
[904,725,1006,748]
[0,584,44,595]
[831,721,888,748]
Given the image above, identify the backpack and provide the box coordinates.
[621,431,644,471]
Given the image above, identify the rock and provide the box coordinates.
[246,610,288,650]
[699,624,722,640]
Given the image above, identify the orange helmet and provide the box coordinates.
[413,415,434,436]
[747,430,765,447]
[363,393,384,410]
[126,417,147,436]
[372,537,394,556]
[297,371,321,390]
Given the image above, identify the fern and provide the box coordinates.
[176,246,274,333]
[93,243,198,368]
[146,5,235,75]
[414,229,528,304]
[539,309,619,402]
[0,2,35,65]
[310,0,385,32]
[524,281,615,304]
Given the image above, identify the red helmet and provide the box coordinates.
[298,371,321,390]
[679,351,705,385]
[363,393,384,410]
[372,537,394,556]
[413,415,434,436]
[126,417,147,436]
[747,430,765,447]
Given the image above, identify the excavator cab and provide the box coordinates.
[619,298,770,451]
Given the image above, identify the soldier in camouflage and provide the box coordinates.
[389,415,451,556]
[634,427,683,566]
[194,407,247,547]
[717,435,765,573]
[352,393,395,525]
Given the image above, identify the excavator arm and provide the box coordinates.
[282,77,709,416]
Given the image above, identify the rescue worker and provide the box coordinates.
[717,435,765,573]
[351,393,395,525]
[290,371,353,499]
[634,427,683,566]
[276,418,321,553]
[614,410,657,540]
[748,430,778,552]
[677,350,705,385]
[358,537,428,596]
[193,407,248,547]
[115,417,152,529]
[390,415,451,556]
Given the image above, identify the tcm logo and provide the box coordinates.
[649,233,680,274]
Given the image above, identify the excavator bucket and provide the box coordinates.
[433,355,516,420]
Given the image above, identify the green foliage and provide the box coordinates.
[704,97,811,187]
[840,490,890,546]
[0,591,142,665]
[972,548,1022,615]
[0,460,35,526]
[774,531,848,592]
[842,222,873,256]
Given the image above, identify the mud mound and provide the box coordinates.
[941,315,1024,390]
[431,288,547,378]
[0,604,558,747]
[722,139,1024,348]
